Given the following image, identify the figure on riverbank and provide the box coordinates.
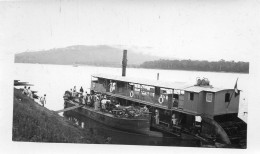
[40,94,46,107]
[22,86,28,95]
[27,87,33,99]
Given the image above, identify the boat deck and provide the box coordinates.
[66,100,150,120]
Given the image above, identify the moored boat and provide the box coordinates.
[89,73,246,147]
[63,92,151,134]
[62,50,247,147]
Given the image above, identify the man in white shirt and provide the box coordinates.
[155,110,159,125]
[82,91,87,105]
[27,87,33,99]
[22,86,28,95]
[40,94,46,107]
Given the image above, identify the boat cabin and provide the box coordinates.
[90,74,240,119]
[183,86,239,118]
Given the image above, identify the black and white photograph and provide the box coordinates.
[1,0,259,153]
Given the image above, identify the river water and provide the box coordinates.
[14,63,248,146]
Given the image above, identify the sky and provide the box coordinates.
[0,0,260,62]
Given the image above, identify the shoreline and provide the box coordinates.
[12,88,107,144]
[14,62,249,74]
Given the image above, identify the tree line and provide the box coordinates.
[139,59,249,73]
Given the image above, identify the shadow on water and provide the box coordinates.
[63,110,201,147]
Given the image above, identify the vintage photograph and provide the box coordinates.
[2,0,258,153]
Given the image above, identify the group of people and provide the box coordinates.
[70,86,84,98]
[22,86,46,107]
[22,86,33,99]
[67,86,151,118]
[153,110,178,126]
[67,87,123,112]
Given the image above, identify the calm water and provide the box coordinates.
[63,110,201,146]
[14,63,248,145]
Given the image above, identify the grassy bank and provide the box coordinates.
[12,88,106,143]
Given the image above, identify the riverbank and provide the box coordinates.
[15,62,249,74]
[12,88,107,143]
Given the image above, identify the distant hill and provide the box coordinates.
[15,45,159,67]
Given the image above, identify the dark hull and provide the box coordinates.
[65,100,151,134]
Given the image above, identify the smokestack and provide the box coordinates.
[122,50,127,77]
[157,73,159,80]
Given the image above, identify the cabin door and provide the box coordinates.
[168,94,173,109]
[178,94,184,109]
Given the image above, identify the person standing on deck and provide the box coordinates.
[87,94,91,106]
[155,109,159,125]
[80,86,84,96]
[72,86,76,97]
[69,89,73,99]
[40,94,46,107]
[101,95,107,111]
[94,95,100,110]
[109,80,113,92]
[172,113,177,126]
[194,116,202,134]
[90,94,94,107]
[82,91,87,105]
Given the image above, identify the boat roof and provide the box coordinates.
[92,73,193,90]
[184,86,231,93]
[92,74,234,93]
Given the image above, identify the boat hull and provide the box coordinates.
[64,100,151,134]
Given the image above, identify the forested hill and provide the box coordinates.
[140,59,249,73]
[14,45,158,67]
[15,45,249,73]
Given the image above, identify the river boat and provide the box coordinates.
[63,92,152,134]
[62,50,247,147]
[89,73,247,145]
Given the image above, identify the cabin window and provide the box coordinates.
[130,85,134,90]
[155,87,160,96]
[134,84,140,92]
[225,93,230,102]
[206,93,213,102]
[189,92,194,101]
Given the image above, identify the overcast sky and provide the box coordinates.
[1,0,259,62]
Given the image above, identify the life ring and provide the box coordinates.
[130,91,134,97]
[158,95,164,104]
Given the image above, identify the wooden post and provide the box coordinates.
[122,50,127,77]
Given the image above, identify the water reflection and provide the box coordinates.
[63,110,201,147]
